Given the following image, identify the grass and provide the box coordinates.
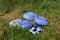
[0,0,60,40]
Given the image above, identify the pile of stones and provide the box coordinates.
[9,12,48,35]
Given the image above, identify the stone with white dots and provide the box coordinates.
[34,16,48,27]
[23,12,37,20]
[18,21,32,29]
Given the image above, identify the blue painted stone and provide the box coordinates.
[23,12,37,20]
[18,21,32,29]
[34,16,48,27]
[29,27,42,35]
